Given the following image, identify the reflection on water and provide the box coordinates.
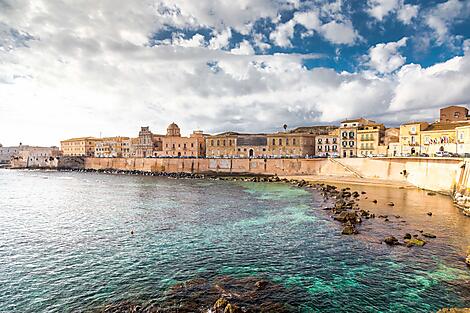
[0,169,469,312]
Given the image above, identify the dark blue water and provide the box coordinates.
[0,169,469,312]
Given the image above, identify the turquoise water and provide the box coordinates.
[0,169,469,312]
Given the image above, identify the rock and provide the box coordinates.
[378,215,388,219]
[422,233,436,238]
[334,199,346,210]
[387,202,395,206]
[427,212,433,216]
[404,233,412,240]
[405,238,426,247]
[334,211,361,224]
[352,191,360,198]
[213,298,229,311]
[466,247,470,267]
[372,199,378,204]
[224,303,242,313]
[342,225,357,235]
[254,280,269,290]
[384,236,399,245]
[427,192,437,196]
[361,191,366,194]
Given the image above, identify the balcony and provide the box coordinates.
[409,130,417,135]
[359,146,374,150]
[360,137,375,141]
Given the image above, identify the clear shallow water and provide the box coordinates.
[0,169,469,312]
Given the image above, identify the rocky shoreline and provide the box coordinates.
[95,276,292,313]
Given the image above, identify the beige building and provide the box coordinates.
[133,127,164,158]
[206,133,267,158]
[94,137,130,158]
[266,132,316,158]
[160,123,206,157]
[10,146,61,168]
[399,122,429,156]
[339,118,375,158]
[61,137,101,156]
[315,129,339,157]
[357,124,385,157]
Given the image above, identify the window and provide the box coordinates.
[217,140,220,146]
[342,141,347,147]
[293,138,296,145]
[342,132,348,138]
[318,139,322,144]
[349,141,354,147]
[455,112,460,118]
[183,144,186,148]
[349,131,354,139]
[272,139,275,145]
[223,140,226,146]
[286,138,289,145]
[279,139,282,145]
[211,140,214,146]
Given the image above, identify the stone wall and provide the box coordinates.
[84,157,467,194]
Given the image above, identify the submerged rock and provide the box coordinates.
[405,238,426,247]
[342,224,357,235]
[384,236,399,245]
[422,233,436,238]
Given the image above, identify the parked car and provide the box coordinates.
[435,151,452,157]
[419,153,429,157]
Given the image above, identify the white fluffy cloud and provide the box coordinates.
[0,0,470,146]
[270,8,359,47]
[367,0,419,24]
[367,37,408,73]
[425,0,470,43]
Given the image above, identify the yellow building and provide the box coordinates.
[357,124,385,157]
[399,122,429,156]
[420,122,469,155]
[61,137,100,156]
[94,136,130,158]
[456,125,470,155]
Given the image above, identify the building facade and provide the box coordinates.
[94,137,130,158]
[315,129,339,157]
[420,123,466,155]
[160,124,206,157]
[440,105,469,123]
[339,118,374,158]
[266,132,316,158]
[399,122,429,156]
[133,127,164,158]
[61,137,101,156]
[205,133,267,158]
[357,124,385,157]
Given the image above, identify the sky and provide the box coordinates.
[1,0,470,146]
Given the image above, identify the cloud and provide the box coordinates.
[367,37,408,73]
[367,0,419,24]
[270,8,359,47]
[425,0,470,44]
[0,0,469,146]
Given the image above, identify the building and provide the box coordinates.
[339,118,375,158]
[440,105,469,123]
[160,123,206,157]
[10,146,61,168]
[205,133,267,158]
[94,136,130,158]
[61,137,101,156]
[315,129,339,157]
[357,123,385,157]
[133,127,164,158]
[456,125,470,155]
[266,132,317,158]
[420,122,469,155]
[384,128,400,146]
[399,122,429,156]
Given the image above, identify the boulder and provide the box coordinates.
[404,233,412,240]
[334,211,361,224]
[466,247,470,267]
[422,233,436,238]
[405,238,426,247]
[427,212,433,216]
[342,225,357,235]
[224,303,242,313]
[372,199,378,204]
[387,202,395,206]
[384,236,399,245]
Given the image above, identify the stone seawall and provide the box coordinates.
[84,157,467,193]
